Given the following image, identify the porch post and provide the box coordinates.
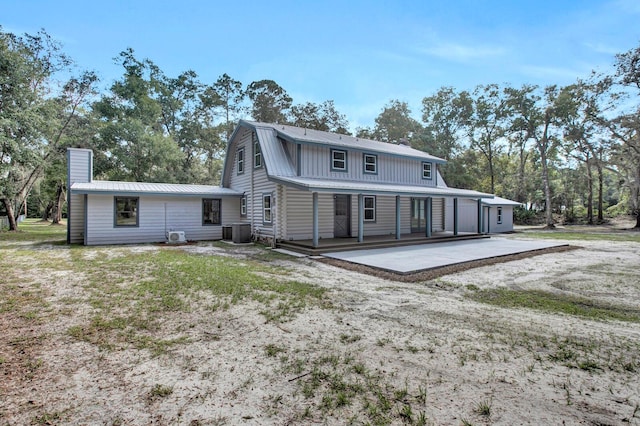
[425,197,432,238]
[487,207,491,234]
[312,192,319,248]
[358,194,364,243]
[395,195,401,239]
[477,199,483,234]
[453,197,459,236]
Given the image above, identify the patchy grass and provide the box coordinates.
[0,219,67,245]
[469,288,640,323]
[517,229,640,243]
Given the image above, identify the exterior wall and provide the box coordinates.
[84,194,240,245]
[283,188,334,240]
[349,195,412,237]
[67,148,93,244]
[445,198,479,233]
[299,145,438,186]
[485,205,514,233]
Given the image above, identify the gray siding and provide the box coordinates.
[350,196,412,236]
[432,198,445,232]
[283,188,333,240]
[445,198,479,233]
[300,145,437,186]
[486,205,514,233]
[67,148,93,244]
[84,195,240,245]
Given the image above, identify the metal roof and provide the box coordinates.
[240,120,446,163]
[269,176,494,199]
[71,180,243,197]
[482,196,522,206]
[255,126,296,177]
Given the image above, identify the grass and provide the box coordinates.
[469,288,640,323]
[517,229,640,243]
[0,219,67,244]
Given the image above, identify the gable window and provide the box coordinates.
[203,199,221,225]
[114,197,139,227]
[237,148,245,174]
[253,134,262,168]
[262,194,272,224]
[363,195,376,222]
[422,162,432,180]
[240,196,247,217]
[363,153,377,174]
[497,207,503,224]
[331,149,347,172]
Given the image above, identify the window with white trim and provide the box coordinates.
[202,199,221,225]
[497,207,503,224]
[240,196,247,217]
[253,134,262,168]
[237,147,245,174]
[331,149,347,171]
[363,195,376,222]
[363,153,377,174]
[422,162,432,180]
[262,194,272,224]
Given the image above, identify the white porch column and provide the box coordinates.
[395,195,401,239]
[358,194,364,243]
[312,192,319,248]
[453,197,459,236]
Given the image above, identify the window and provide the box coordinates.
[363,153,377,174]
[497,207,503,224]
[203,199,221,225]
[363,195,376,222]
[262,194,272,224]
[253,134,262,168]
[331,149,347,171]
[422,162,432,180]
[240,196,247,217]
[114,197,139,227]
[237,148,245,174]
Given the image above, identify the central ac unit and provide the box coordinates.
[167,231,186,243]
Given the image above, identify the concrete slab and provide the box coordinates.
[323,237,567,274]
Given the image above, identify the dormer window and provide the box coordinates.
[422,162,432,180]
[331,149,347,172]
[363,153,377,174]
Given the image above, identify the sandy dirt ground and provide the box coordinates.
[1,231,639,425]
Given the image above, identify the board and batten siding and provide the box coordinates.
[300,145,438,186]
[84,194,240,245]
[67,148,93,244]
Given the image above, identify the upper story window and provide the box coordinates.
[363,196,376,222]
[253,134,262,168]
[237,147,245,175]
[363,153,377,174]
[497,207,503,224]
[422,162,432,180]
[114,197,139,227]
[203,199,221,225]
[331,149,347,172]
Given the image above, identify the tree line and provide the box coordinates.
[1,27,639,230]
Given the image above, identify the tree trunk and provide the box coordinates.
[1,198,18,231]
[597,161,604,223]
[51,183,66,224]
[42,201,53,221]
[636,212,640,229]
[586,156,593,225]
[539,143,554,228]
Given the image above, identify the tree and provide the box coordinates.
[245,79,292,123]
[370,100,421,144]
[0,28,95,230]
[211,73,245,140]
[289,100,350,134]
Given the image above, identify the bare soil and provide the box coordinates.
[1,228,639,425]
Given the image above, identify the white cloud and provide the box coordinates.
[419,42,507,62]
[584,42,622,56]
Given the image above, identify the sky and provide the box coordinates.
[3,0,639,130]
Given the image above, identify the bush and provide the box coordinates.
[514,206,542,225]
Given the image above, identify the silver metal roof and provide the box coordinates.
[482,195,522,206]
[242,120,446,163]
[71,180,243,197]
[270,176,493,199]
[255,126,296,177]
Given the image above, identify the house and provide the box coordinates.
[67,120,519,247]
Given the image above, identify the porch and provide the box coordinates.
[277,231,487,255]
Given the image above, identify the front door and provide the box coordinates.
[411,198,426,233]
[334,194,351,238]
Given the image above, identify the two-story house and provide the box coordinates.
[67,120,518,247]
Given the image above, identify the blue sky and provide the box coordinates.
[4,0,639,130]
